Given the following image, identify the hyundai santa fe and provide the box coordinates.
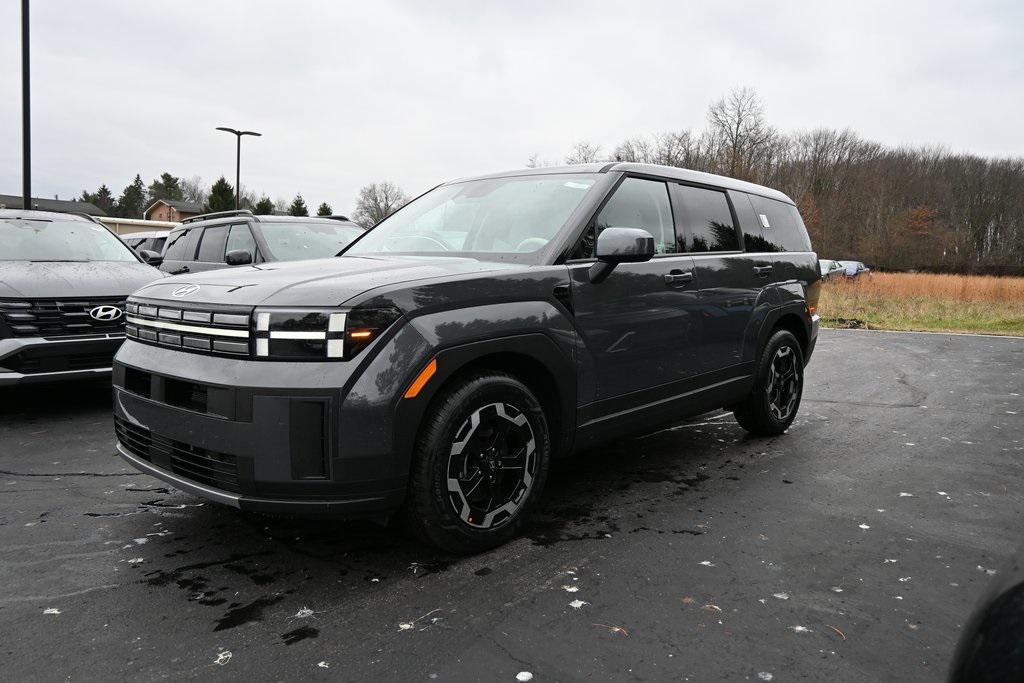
[113,162,820,553]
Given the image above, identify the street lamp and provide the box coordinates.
[215,127,262,209]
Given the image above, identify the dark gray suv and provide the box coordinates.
[113,163,820,552]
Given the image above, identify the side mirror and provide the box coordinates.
[589,227,655,283]
[225,249,253,266]
[139,249,163,266]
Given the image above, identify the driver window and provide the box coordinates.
[572,178,675,259]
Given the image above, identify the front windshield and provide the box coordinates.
[345,174,597,259]
[0,217,138,262]
[259,222,365,261]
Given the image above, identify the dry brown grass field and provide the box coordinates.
[819,271,1024,336]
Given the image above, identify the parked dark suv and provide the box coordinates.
[0,209,163,385]
[113,163,820,552]
[148,211,364,274]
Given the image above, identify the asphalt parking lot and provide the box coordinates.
[0,328,1021,681]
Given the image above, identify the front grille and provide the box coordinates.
[2,349,116,374]
[0,298,127,337]
[115,417,241,492]
[125,300,251,357]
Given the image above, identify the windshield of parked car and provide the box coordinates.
[0,217,139,262]
[259,222,365,261]
[344,174,598,260]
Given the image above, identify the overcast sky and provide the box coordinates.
[1,0,1022,213]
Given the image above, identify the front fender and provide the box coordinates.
[341,301,578,483]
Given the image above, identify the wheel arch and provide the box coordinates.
[772,311,809,357]
[394,334,576,473]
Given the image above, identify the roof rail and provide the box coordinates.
[181,209,254,225]
[67,212,105,224]
[326,215,352,222]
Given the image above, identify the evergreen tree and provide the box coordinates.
[80,184,115,214]
[92,185,115,214]
[147,172,184,202]
[205,176,235,212]
[115,175,147,218]
[316,202,333,216]
[253,196,275,215]
[288,194,309,216]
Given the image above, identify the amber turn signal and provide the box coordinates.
[403,359,437,399]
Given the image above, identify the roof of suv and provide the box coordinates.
[176,210,359,228]
[0,208,103,222]
[449,162,795,205]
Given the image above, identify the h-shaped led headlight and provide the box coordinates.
[252,306,401,361]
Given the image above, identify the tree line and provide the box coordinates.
[540,87,1024,274]
[80,174,409,228]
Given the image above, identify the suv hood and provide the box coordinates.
[132,255,517,307]
[0,260,165,299]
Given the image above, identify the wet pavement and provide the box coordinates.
[0,329,1021,681]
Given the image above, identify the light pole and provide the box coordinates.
[215,127,261,209]
[22,0,31,210]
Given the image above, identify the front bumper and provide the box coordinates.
[0,334,124,386]
[116,443,402,514]
[111,329,432,516]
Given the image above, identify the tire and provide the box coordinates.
[404,371,551,554]
[733,329,805,436]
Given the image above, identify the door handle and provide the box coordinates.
[753,264,772,278]
[664,270,693,286]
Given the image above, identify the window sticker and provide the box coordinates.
[563,181,591,190]
[759,213,771,228]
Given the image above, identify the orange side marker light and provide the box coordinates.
[403,359,437,399]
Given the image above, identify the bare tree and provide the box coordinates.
[706,86,777,181]
[564,141,603,165]
[353,181,408,227]
[526,153,557,168]
[179,175,208,206]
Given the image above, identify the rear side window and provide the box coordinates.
[226,224,258,260]
[572,177,675,258]
[673,185,739,252]
[744,195,812,252]
[197,225,229,262]
[163,229,200,261]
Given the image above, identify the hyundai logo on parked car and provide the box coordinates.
[172,284,200,297]
[88,305,124,321]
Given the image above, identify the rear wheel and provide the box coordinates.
[733,329,804,436]
[405,372,550,554]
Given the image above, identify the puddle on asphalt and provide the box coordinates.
[86,410,768,634]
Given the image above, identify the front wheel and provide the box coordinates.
[733,329,805,436]
[404,372,550,554]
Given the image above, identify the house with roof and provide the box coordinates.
[143,199,202,222]
[0,193,106,216]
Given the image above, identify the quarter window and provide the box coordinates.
[674,185,739,252]
[745,195,812,252]
[573,177,675,259]
[197,225,229,262]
